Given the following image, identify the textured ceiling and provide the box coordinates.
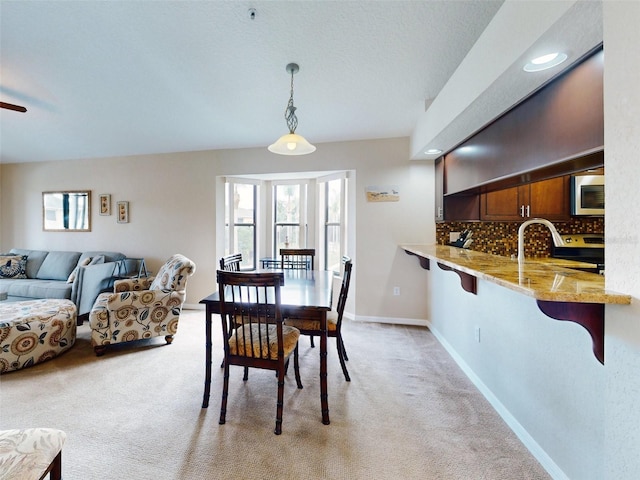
[0,1,602,164]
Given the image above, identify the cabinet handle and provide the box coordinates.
[526,205,531,217]
[520,205,525,217]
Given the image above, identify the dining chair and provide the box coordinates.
[280,248,315,270]
[219,253,243,369]
[219,253,242,271]
[285,256,353,381]
[216,270,303,435]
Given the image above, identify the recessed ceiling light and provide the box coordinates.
[425,148,443,155]
[523,52,568,72]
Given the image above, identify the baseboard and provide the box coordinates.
[426,320,569,480]
[351,313,429,327]
[183,303,204,311]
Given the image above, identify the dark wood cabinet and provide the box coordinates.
[434,157,444,221]
[480,176,570,221]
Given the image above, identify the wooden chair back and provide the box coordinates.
[279,248,315,270]
[219,253,242,271]
[334,256,353,329]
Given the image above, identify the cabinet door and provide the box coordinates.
[480,186,523,220]
[480,176,570,221]
[528,176,570,220]
[434,157,444,221]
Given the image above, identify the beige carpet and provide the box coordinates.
[0,310,550,479]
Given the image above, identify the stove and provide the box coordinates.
[550,234,604,274]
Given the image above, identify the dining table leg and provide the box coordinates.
[202,305,213,408]
[319,310,330,424]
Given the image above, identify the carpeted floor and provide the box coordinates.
[0,310,550,479]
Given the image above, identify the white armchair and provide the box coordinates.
[89,254,195,356]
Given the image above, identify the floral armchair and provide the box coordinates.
[89,254,196,356]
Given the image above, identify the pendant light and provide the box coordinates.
[268,63,316,155]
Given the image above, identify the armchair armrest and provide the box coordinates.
[114,277,154,293]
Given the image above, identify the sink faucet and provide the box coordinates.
[517,218,564,263]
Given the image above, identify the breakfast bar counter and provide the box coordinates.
[401,244,631,364]
[400,244,630,304]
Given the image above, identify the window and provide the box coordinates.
[220,171,350,273]
[273,183,307,256]
[319,173,347,274]
[225,181,257,270]
[325,179,342,273]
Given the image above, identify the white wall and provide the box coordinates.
[428,264,604,480]
[0,137,434,322]
[603,2,640,478]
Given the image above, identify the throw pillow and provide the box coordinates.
[0,255,28,279]
[67,257,93,283]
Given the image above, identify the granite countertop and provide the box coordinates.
[400,244,630,305]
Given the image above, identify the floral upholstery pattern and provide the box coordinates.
[0,428,66,480]
[89,254,195,355]
[0,299,77,374]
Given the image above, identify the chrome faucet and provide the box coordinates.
[517,218,564,263]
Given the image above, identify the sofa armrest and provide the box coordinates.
[74,262,118,316]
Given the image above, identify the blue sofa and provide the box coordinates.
[0,249,126,318]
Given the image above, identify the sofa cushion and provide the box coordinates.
[8,249,49,279]
[36,251,81,281]
[0,255,28,279]
[78,251,126,264]
[0,278,72,299]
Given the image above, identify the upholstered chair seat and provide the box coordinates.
[229,323,300,359]
[283,310,339,332]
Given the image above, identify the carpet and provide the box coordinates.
[0,310,550,479]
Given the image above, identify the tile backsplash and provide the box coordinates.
[436,218,604,258]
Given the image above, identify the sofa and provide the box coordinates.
[0,249,126,317]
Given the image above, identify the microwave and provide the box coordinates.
[571,174,604,216]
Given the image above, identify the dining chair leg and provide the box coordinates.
[219,363,230,424]
[309,336,315,348]
[294,345,303,389]
[336,336,351,382]
[340,336,349,361]
[274,368,286,435]
[243,366,249,381]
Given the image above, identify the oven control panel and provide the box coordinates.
[559,234,604,248]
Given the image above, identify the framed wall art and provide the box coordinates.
[99,194,111,215]
[365,185,400,202]
[117,201,129,223]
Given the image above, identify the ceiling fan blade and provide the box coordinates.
[0,101,27,113]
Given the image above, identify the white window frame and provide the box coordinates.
[317,172,348,274]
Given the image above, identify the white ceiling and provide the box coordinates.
[0,1,603,165]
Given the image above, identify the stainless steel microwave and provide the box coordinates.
[571,174,604,215]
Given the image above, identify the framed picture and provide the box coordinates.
[365,185,400,202]
[117,201,129,223]
[99,194,111,215]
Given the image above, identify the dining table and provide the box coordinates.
[200,269,335,425]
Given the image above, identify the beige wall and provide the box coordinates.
[0,137,433,322]
[603,1,640,478]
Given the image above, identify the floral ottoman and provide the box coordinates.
[0,299,77,374]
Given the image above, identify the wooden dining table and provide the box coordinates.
[200,269,334,425]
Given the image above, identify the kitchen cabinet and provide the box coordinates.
[434,157,444,221]
[480,176,570,221]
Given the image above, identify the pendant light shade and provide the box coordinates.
[268,63,316,155]
[268,133,316,155]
